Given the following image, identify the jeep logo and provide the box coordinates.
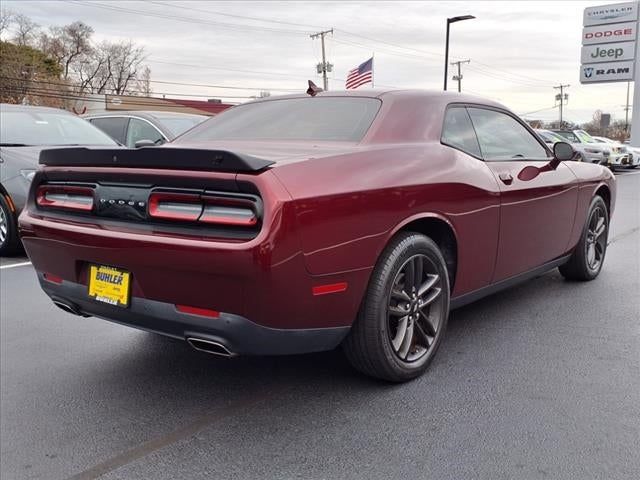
[590,46,625,59]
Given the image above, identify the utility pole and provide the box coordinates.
[450,59,470,93]
[554,84,570,125]
[623,81,631,132]
[310,28,333,91]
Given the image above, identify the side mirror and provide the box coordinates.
[518,141,574,181]
[553,141,574,161]
[134,139,157,148]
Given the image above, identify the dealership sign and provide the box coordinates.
[580,60,634,83]
[581,41,636,63]
[583,1,638,26]
[582,21,636,45]
[580,2,637,84]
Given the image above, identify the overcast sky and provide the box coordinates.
[3,0,636,123]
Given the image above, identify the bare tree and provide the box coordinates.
[135,65,152,96]
[40,21,94,81]
[12,13,39,46]
[73,39,146,96]
[0,7,15,40]
[105,40,146,95]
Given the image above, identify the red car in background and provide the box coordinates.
[19,90,615,382]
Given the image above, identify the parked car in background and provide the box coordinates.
[621,139,640,168]
[84,111,208,147]
[591,135,634,169]
[551,129,626,169]
[20,90,615,382]
[538,128,607,164]
[0,103,118,255]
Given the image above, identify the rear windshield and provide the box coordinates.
[0,108,117,146]
[154,114,207,136]
[176,97,381,143]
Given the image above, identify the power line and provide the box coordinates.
[519,106,558,116]
[0,85,246,107]
[63,0,314,36]
[147,0,326,30]
[0,77,259,99]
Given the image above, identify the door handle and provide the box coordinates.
[498,172,513,185]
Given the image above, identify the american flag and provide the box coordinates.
[345,57,373,89]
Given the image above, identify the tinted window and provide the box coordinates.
[89,117,128,144]
[441,107,481,157]
[126,118,164,147]
[177,97,381,143]
[468,108,548,160]
[0,109,117,146]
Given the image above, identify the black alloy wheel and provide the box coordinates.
[559,195,609,281]
[388,254,445,362]
[344,232,450,382]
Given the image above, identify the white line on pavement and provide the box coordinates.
[0,261,33,270]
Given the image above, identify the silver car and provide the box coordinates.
[535,129,607,164]
[0,104,117,255]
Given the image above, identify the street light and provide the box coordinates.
[444,15,475,91]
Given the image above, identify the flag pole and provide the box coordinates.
[371,53,375,88]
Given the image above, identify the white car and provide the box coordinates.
[591,136,635,169]
[621,140,640,169]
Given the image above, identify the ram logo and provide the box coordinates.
[584,67,594,78]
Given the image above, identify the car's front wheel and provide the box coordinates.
[343,232,450,382]
[0,195,21,256]
[559,195,609,281]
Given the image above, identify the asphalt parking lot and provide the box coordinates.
[1,170,638,480]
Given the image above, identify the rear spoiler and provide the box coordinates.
[38,147,275,173]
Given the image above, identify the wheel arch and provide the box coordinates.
[386,213,459,290]
[594,183,611,214]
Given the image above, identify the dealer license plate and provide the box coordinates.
[88,265,131,308]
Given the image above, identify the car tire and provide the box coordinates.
[343,232,450,382]
[559,195,609,281]
[0,194,21,256]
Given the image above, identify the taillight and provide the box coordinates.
[148,190,260,227]
[200,195,258,227]
[148,192,202,221]
[36,185,94,211]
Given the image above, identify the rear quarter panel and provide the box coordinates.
[273,143,501,297]
[563,161,616,250]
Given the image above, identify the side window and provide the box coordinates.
[126,118,164,148]
[441,107,481,157]
[467,108,548,161]
[89,117,128,144]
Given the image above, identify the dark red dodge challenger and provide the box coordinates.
[19,90,616,382]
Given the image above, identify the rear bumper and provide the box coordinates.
[39,273,350,355]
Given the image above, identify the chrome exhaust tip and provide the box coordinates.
[186,337,234,357]
[52,299,84,316]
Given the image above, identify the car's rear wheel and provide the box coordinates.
[559,195,608,281]
[0,195,21,256]
[343,232,450,382]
